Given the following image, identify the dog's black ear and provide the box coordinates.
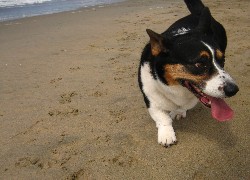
[146,29,169,56]
[196,7,212,34]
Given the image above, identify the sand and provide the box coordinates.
[0,0,249,179]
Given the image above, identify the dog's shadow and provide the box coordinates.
[173,104,238,149]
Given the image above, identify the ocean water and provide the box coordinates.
[0,0,124,22]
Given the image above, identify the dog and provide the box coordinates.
[138,0,239,147]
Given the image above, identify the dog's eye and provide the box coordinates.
[194,56,209,69]
[195,62,207,68]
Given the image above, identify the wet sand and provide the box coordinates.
[0,0,249,179]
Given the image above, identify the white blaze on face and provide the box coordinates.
[201,42,235,98]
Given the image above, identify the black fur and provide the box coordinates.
[184,0,205,15]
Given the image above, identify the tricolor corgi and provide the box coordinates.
[138,0,239,147]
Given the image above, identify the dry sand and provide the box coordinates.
[0,0,249,179]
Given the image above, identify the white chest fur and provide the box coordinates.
[140,62,198,111]
[140,62,199,146]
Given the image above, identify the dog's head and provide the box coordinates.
[146,8,239,121]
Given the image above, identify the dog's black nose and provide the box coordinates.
[224,82,239,97]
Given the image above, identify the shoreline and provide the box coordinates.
[0,0,126,23]
[0,0,249,179]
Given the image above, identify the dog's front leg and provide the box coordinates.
[148,107,177,147]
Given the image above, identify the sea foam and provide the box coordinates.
[0,0,52,8]
[0,0,124,22]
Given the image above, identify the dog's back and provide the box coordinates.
[165,0,227,52]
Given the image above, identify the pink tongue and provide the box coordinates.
[209,97,234,121]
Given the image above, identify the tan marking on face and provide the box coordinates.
[200,51,210,58]
[164,64,209,86]
[216,49,224,59]
[164,64,181,85]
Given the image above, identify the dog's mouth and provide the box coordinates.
[182,81,211,108]
[182,80,234,121]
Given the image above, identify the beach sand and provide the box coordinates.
[0,0,249,179]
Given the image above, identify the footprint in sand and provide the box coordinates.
[59,91,78,104]
[50,77,62,87]
[48,107,79,117]
[69,66,81,72]
[15,157,43,169]
[109,109,126,124]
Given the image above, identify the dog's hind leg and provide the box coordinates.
[169,109,187,120]
[169,98,198,120]
[148,107,177,147]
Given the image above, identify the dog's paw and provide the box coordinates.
[169,109,186,120]
[158,125,177,147]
